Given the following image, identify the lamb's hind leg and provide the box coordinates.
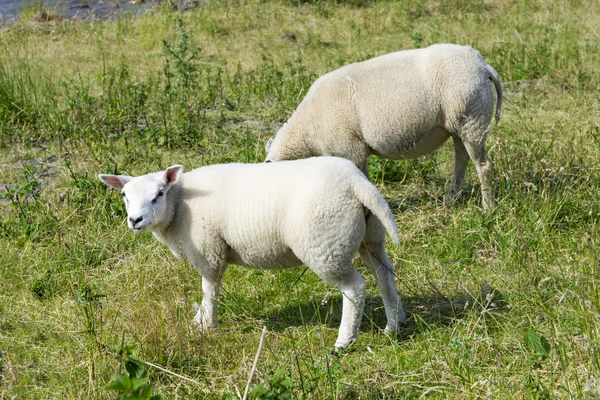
[359,215,405,333]
[331,269,367,349]
[309,261,367,349]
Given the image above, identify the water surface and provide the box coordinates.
[0,0,153,25]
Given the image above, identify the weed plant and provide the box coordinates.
[0,0,599,398]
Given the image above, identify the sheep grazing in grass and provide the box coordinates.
[99,157,404,349]
[265,43,503,210]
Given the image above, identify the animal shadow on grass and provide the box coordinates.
[260,283,507,343]
[385,181,482,213]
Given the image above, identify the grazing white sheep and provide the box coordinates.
[265,43,503,209]
[99,157,404,349]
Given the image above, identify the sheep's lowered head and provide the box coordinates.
[98,165,184,233]
[264,121,292,162]
[264,137,274,162]
[264,134,292,162]
[264,122,311,162]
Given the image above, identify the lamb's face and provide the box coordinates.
[99,165,183,233]
[120,176,169,232]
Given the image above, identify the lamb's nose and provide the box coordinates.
[129,216,143,225]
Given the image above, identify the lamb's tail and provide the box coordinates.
[352,177,399,244]
[485,63,503,124]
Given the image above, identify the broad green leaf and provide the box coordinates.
[125,359,145,378]
[249,383,269,397]
[106,374,131,392]
[130,377,149,393]
[524,329,550,359]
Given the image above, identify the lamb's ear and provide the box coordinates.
[265,138,274,154]
[98,174,132,190]
[163,165,184,189]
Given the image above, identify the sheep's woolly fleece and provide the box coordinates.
[266,43,502,209]
[99,157,404,349]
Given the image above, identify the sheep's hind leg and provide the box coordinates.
[447,135,469,206]
[455,91,496,210]
[463,140,495,210]
[193,264,228,331]
[359,215,405,333]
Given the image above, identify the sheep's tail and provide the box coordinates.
[485,63,503,124]
[352,178,399,244]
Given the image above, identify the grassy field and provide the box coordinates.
[1,0,600,398]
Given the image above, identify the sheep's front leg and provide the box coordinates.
[193,264,227,331]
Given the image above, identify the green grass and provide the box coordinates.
[1,0,600,398]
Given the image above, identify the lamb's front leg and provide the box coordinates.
[193,264,228,331]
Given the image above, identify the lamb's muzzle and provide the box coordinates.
[129,216,143,226]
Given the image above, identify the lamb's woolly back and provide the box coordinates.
[144,157,401,247]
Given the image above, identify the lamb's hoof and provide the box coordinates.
[384,326,396,335]
[333,338,356,352]
[444,191,466,208]
[482,201,496,212]
[384,313,406,334]
[192,317,215,333]
[330,345,350,356]
[443,196,456,208]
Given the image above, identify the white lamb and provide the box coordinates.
[265,43,503,209]
[99,157,404,349]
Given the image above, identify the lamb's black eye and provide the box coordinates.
[152,190,164,204]
[121,192,126,197]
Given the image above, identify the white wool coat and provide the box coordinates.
[109,157,405,348]
[154,157,398,271]
[266,43,502,209]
